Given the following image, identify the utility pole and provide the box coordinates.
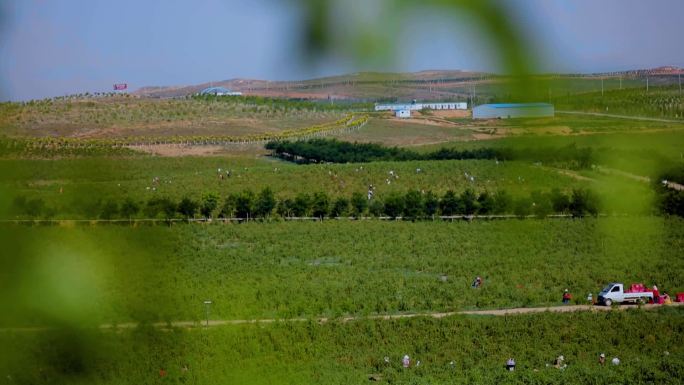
[601,77,604,96]
[646,76,649,92]
[679,73,682,94]
[619,77,622,90]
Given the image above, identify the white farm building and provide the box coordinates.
[395,109,411,118]
[375,101,467,112]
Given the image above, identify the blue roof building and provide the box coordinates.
[199,86,242,96]
[472,103,554,119]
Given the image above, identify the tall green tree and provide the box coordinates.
[235,190,255,219]
[200,193,220,218]
[368,199,384,217]
[550,188,571,214]
[219,194,238,218]
[440,190,461,216]
[330,197,350,218]
[493,190,513,214]
[461,189,479,215]
[276,198,294,218]
[120,198,140,220]
[311,192,330,218]
[403,190,423,220]
[292,193,311,217]
[177,197,199,219]
[423,191,439,217]
[350,192,368,218]
[255,187,277,218]
[570,188,600,217]
[100,200,119,220]
[477,191,495,215]
[384,192,405,219]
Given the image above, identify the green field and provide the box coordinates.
[1,308,682,385]
[555,86,684,119]
[333,116,473,146]
[0,96,347,138]
[417,128,684,178]
[1,78,683,385]
[1,157,593,219]
[2,218,681,326]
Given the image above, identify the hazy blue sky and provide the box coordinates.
[1,0,682,101]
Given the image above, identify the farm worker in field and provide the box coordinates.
[402,355,410,368]
[598,353,606,365]
[506,358,516,371]
[562,289,572,304]
[587,293,593,304]
[472,276,482,288]
[652,285,660,303]
[158,368,167,378]
[553,355,566,369]
[662,293,672,304]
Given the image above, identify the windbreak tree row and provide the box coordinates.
[9,187,606,221]
[266,139,595,170]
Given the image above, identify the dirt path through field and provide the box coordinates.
[3,303,680,333]
[113,302,679,329]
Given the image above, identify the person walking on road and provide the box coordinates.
[562,289,572,304]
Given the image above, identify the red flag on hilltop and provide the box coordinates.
[113,83,128,90]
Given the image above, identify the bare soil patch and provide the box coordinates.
[428,109,470,118]
[129,144,269,157]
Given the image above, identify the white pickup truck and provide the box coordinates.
[598,283,654,306]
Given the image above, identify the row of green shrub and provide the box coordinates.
[266,139,594,169]
[10,187,602,220]
[192,94,373,111]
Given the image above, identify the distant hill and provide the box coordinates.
[134,67,683,100]
[133,70,489,100]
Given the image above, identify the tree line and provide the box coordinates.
[9,187,605,221]
[192,94,373,111]
[266,139,594,169]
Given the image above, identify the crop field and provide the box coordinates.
[555,86,684,119]
[332,115,474,146]
[418,128,684,176]
[1,76,683,385]
[0,96,348,138]
[2,218,681,326]
[1,308,682,385]
[331,112,684,152]
[0,156,592,219]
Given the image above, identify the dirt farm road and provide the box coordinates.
[4,303,680,333]
[94,302,684,329]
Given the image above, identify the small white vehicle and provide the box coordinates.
[598,283,653,306]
